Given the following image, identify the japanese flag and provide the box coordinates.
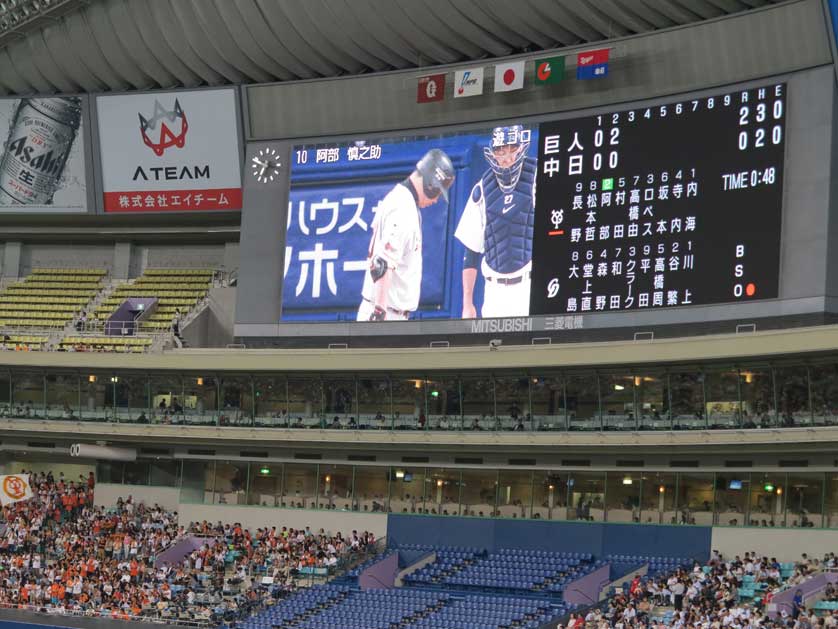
[0,474,33,506]
[494,60,525,92]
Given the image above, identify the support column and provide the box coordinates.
[112,242,134,280]
[1,242,22,278]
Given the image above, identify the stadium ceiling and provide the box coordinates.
[0,0,786,96]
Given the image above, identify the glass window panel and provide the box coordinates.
[176,461,208,504]
[462,378,495,431]
[390,467,425,515]
[391,378,424,430]
[319,464,353,510]
[825,475,838,529]
[715,474,747,526]
[460,469,497,517]
[0,370,9,408]
[427,468,461,516]
[533,472,569,520]
[426,378,460,430]
[671,371,705,430]
[282,463,317,509]
[288,379,322,429]
[220,376,251,426]
[748,473,785,527]
[46,374,78,420]
[149,375,181,424]
[705,370,740,429]
[323,379,356,428]
[600,374,635,432]
[81,373,109,421]
[12,372,43,418]
[97,462,124,484]
[640,473,677,525]
[498,470,533,519]
[114,375,148,423]
[210,462,247,504]
[605,472,640,523]
[357,378,390,428]
[353,466,389,513]
[787,473,823,528]
[568,472,605,521]
[184,376,218,425]
[248,463,281,507]
[494,376,530,431]
[530,376,565,431]
[810,363,838,426]
[775,366,810,427]
[149,461,179,487]
[566,374,599,431]
[122,462,150,486]
[677,473,714,526]
[636,374,669,430]
[254,377,288,427]
[739,367,774,428]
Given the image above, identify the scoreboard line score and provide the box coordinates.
[529,83,786,316]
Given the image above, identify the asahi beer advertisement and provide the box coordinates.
[96,88,242,212]
[0,97,87,212]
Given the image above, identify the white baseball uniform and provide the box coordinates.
[357,181,423,321]
[454,178,535,318]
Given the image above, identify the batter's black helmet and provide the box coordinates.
[416,148,455,202]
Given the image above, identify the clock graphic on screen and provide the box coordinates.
[251,147,281,184]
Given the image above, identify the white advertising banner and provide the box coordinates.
[97,88,241,212]
[0,97,87,212]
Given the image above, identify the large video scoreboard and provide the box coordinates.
[279,81,786,325]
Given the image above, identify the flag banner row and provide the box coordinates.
[417,49,610,103]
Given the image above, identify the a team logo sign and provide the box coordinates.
[0,474,30,504]
[3,475,26,500]
[537,62,552,82]
[139,98,188,156]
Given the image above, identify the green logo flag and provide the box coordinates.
[535,56,565,84]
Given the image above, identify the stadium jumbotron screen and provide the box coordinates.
[280,82,785,323]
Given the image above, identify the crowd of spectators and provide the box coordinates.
[0,470,376,625]
[568,551,835,629]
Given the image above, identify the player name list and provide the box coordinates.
[529,83,786,316]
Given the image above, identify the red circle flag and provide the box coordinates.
[503,69,516,85]
[537,62,551,81]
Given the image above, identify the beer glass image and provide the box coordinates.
[0,97,82,206]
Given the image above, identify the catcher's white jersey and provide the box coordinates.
[359,182,423,314]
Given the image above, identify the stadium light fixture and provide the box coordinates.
[196,377,203,386]
[395,470,405,479]
[110,376,118,383]
[259,466,270,475]
[430,390,439,398]
[436,479,444,487]
[622,477,633,485]
[88,375,96,383]
[614,384,625,391]
[764,482,775,492]
[659,485,665,493]
[776,487,783,496]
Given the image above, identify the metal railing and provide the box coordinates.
[0,602,213,628]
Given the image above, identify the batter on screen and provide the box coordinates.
[357,149,455,322]
[455,124,537,318]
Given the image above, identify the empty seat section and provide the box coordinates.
[0,269,106,328]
